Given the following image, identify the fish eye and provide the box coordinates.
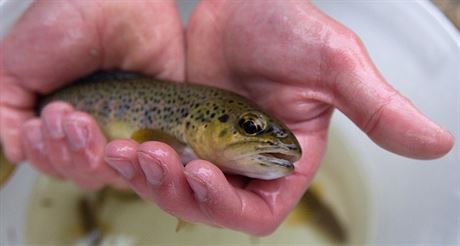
[238,112,267,136]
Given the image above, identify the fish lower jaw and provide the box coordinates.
[218,162,294,180]
[251,170,294,180]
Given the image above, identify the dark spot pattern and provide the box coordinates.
[218,114,229,123]
[39,71,280,145]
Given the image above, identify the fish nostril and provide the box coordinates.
[271,126,288,138]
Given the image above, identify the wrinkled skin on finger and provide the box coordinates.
[0,0,185,188]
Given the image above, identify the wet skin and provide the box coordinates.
[0,0,453,236]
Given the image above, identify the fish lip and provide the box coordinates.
[224,141,301,169]
[255,148,300,169]
[259,152,298,164]
[220,145,301,180]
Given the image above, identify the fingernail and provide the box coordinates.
[184,171,208,202]
[44,111,67,138]
[63,121,88,151]
[24,123,45,151]
[106,158,135,180]
[138,152,164,186]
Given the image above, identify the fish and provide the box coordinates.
[27,70,300,180]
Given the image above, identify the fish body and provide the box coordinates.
[40,71,301,180]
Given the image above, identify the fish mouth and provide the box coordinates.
[226,141,301,169]
[222,141,301,179]
[255,150,299,169]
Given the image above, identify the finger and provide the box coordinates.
[21,119,61,178]
[0,79,36,162]
[41,102,75,176]
[183,133,323,236]
[106,141,207,223]
[105,139,150,197]
[184,160,278,236]
[63,111,106,171]
[41,103,108,190]
[135,142,204,221]
[62,111,117,189]
[329,39,454,159]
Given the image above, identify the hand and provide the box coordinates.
[105,0,454,236]
[0,0,185,190]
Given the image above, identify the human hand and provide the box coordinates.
[0,0,185,190]
[105,0,454,236]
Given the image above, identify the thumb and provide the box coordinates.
[329,38,454,159]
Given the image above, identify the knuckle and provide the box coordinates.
[363,92,398,135]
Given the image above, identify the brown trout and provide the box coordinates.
[35,71,301,180]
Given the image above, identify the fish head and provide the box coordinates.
[195,109,302,180]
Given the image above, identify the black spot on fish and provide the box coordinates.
[218,114,229,123]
